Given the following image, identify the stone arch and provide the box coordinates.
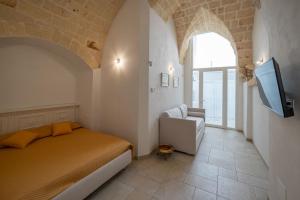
[148,0,181,21]
[149,0,256,80]
[0,32,99,69]
[0,18,99,69]
[0,0,126,69]
[179,7,237,65]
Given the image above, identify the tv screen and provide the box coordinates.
[254,57,294,118]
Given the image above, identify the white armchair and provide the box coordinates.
[159,104,205,155]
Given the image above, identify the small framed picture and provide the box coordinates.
[173,76,179,88]
[161,73,169,87]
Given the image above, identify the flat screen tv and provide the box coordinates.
[254,57,294,118]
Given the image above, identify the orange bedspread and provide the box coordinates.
[0,128,132,200]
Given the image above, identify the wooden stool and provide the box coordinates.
[157,145,175,160]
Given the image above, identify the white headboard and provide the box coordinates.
[0,104,79,135]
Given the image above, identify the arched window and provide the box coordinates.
[193,32,236,68]
[192,32,237,128]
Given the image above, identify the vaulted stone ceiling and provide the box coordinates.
[148,0,181,21]
[0,0,125,69]
[0,0,256,79]
[149,0,256,80]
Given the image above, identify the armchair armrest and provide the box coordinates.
[160,117,196,142]
[188,107,205,113]
[160,117,197,136]
[159,117,199,154]
[187,108,205,121]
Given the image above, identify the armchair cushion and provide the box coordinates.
[179,104,188,118]
[188,107,205,121]
[161,107,182,118]
[188,107,206,113]
[186,116,205,132]
[188,111,205,118]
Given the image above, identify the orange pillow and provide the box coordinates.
[0,133,12,148]
[29,125,52,139]
[52,122,72,136]
[71,122,82,130]
[0,131,38,149]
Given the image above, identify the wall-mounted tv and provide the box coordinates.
[254,57,294,118]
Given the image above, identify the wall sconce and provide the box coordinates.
[115,58,121,68]
[252,0,261,9]
[256,58,264,65]
[168,65,174,75]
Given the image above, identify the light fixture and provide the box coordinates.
[115,58,121,65]
[115,58,122,68]
[168,65,174,75]
[256,58,264,65]
[252,0,261,9]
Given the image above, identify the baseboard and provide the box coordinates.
[136,148,157,160]
[252,142,270,169]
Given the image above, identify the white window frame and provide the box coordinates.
[193,66,237,129]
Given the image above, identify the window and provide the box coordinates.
[227,69,236,128]
[193,32,236,69]
[192,32,237,128]
[192,71,200,108]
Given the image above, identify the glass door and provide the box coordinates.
[203,71,223,126]
[227,69,236,128]
[193,67,237,129]
[192,71,200,108]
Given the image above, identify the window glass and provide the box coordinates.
[193,32,236,68]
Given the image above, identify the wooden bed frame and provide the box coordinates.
[0,104,132,200]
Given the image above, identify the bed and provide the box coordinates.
[0,105,133,200]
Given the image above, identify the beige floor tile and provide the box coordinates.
[234,152,261,162]
[131,157,160,170]
[237,172,269,190]
[218,177,255,200]
[218,168,237,180]
[166,167,188,182]
[117,171,160,195]
[193,189,216,200]
[187,161,219,181]
[126,189,153,200]
[254,187,268,200]
[141,164,171,183]
[194,153,209,162]
[209,156,235,170]
[87,180,134,200]
[210,149,234,160]
[201,139,224,150]
[153,180,195,200]
[198,147,212,156]
[223,142,246,152]
[205,127,226,136]
[216,196,229,200]
[172,152,195,164]
[87,127,269,200]
[185,174,217,194]
[236,159,268,179]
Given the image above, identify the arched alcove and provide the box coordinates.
[0,32,99,69]
[0,37,95,127]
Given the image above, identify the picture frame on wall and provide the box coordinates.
[161,73,169,87]
[173,76,179,88]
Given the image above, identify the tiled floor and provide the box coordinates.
[86,127,269,200]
